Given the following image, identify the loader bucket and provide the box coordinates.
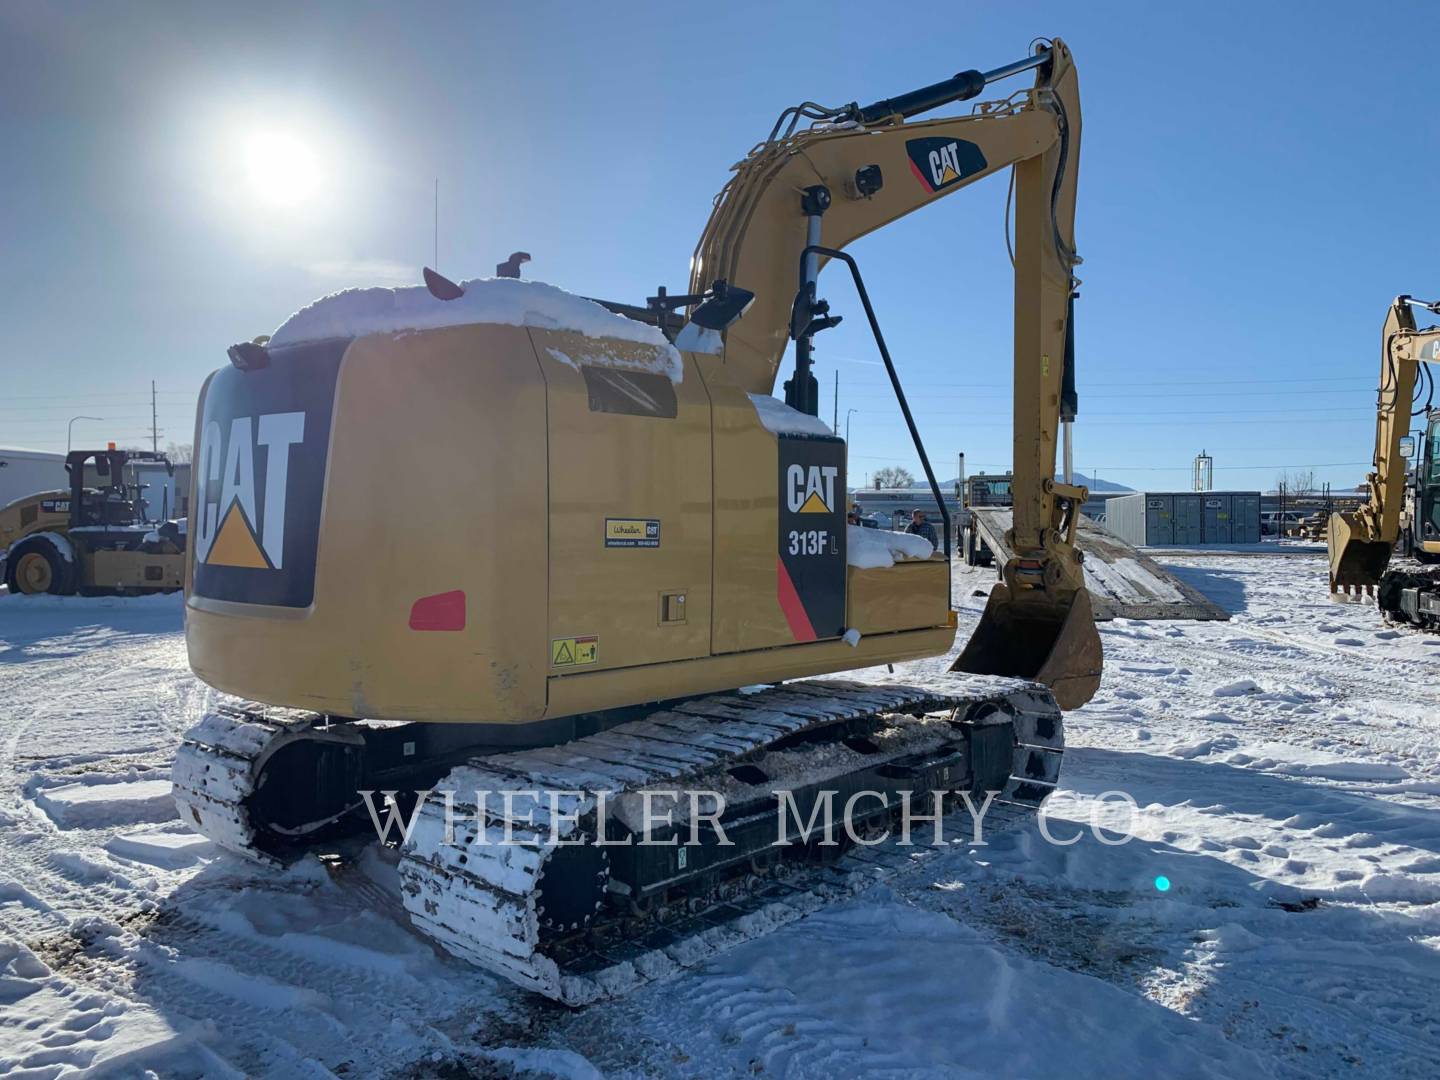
[1326,511,1391,594]
[951,584,1103,710]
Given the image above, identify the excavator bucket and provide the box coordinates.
[1326,511,1390,595]
[951,584,1103,710]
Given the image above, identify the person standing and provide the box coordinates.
[905,508,937,547]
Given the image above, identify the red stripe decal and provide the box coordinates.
[409,589,466,631]
[907,158,934,192]
[776,557,817,642]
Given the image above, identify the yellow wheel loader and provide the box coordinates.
[0,448,184,596]
[1328,295,1440,626]
[174,39,1102,1003]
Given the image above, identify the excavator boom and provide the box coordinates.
[693,39,1099,706]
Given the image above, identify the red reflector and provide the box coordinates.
[409,590,465,631]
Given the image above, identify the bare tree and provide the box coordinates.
[1275,469,1316,497]
[165,441,193,464]
[873,466,915,489]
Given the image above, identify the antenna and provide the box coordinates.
[433,178,439,272]
[149,380,160,454]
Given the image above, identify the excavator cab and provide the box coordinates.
[1416,416,1440,555]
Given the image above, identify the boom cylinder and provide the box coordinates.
[850,47,1051,124]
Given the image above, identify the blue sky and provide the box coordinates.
[3,2,1436,491]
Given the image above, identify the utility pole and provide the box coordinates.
[832,371,838,432]
[150,381,159,453]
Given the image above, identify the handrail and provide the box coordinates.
[799,244,951,559]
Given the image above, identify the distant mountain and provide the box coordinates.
[1070,472,1133,493]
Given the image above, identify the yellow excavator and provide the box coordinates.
[1328,294,1440,627]
[174,39,1101,1003]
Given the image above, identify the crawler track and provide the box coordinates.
[172,677,1062,1005]
[395,677,1062,1004]
[172,701,364,862]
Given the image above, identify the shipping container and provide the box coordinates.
[1103,491,1262,546]
[1203,494,1231,543]
[1145,495,1174,545]
[1173,493,1204,545]
[1106,493,1164,545]
[1231,493,1261,543]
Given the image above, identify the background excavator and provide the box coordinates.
[174,38,1101,1003]
[1328,295,1440,628]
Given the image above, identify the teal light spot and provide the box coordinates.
[1154,875,1171,892]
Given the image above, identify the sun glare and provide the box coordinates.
[243,130,321,206]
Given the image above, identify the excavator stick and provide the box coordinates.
[1326,511,1388,596]
[952,583,1102,710]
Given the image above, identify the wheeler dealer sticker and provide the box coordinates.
[604,519,661,548]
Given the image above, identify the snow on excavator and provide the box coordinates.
[173,38,1102,1003]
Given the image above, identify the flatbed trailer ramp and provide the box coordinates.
[966,509,1229,622]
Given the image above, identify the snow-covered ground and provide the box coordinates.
[1,553,1437,1078]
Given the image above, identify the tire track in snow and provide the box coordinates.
[34,874,515,1077]
[1095,622,1440,779]
[0,634,203,937]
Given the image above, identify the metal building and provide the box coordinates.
[0,448,67,509]
[851,487,961,530]
[1104,491,1261,546]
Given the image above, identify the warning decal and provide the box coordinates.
[551,635,598,667]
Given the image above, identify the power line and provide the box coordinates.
[900,416,1371,427]
[0,391,195,401]
[839,385,1371,399]
[1085,376,1371,387]
[1069,461,1370,472]
[829,375,1372,389]
[1,415,182,424]
[848,452,1370,473]
[907,407,1374,418]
